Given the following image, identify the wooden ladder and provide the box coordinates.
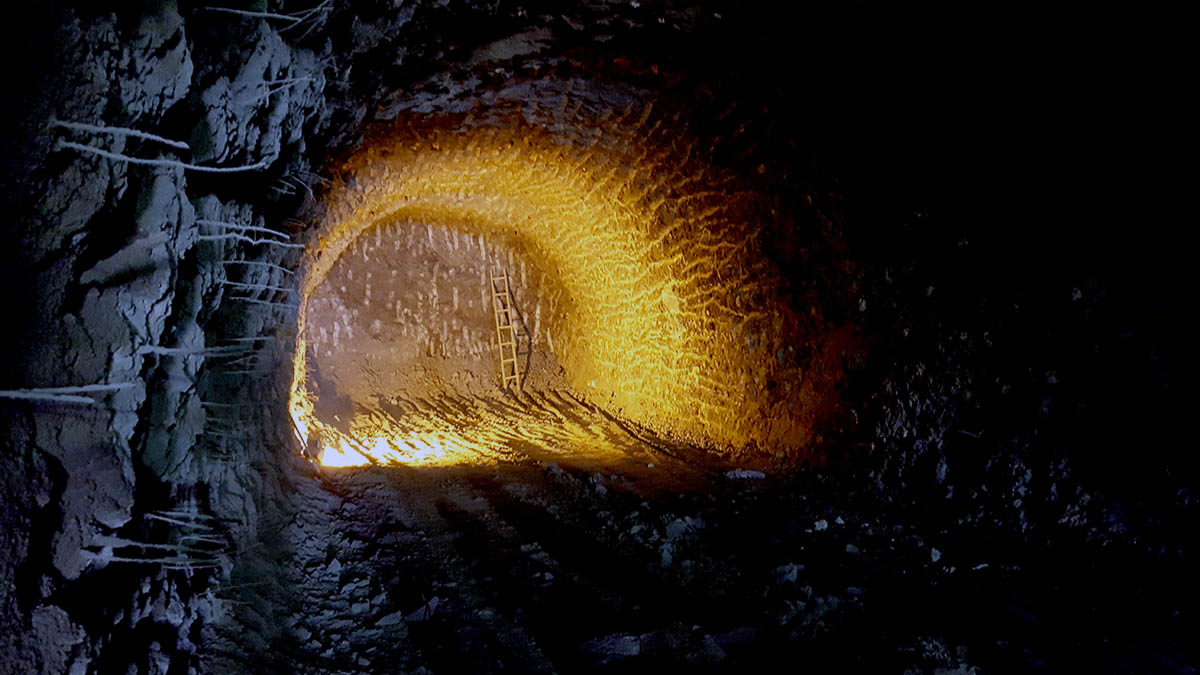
[490,267,521,390]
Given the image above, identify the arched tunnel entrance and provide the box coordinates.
[232,75,882,670]
[290,110,852,473]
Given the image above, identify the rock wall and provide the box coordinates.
[1,2,365,671]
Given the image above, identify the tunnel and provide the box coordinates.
[293,103,845,470]
[1,2,1195,673]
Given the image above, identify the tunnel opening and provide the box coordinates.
[289,106,855,474]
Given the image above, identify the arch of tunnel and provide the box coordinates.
[292,109,845,469]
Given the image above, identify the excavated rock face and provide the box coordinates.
[2,2,415,671]
[2,2,1195,674]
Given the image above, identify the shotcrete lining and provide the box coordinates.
[293,105,827,460]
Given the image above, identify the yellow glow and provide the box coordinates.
[318,438,371,468]
[316,435,471,468]
[297,386,702,470]
[290,105,848,467]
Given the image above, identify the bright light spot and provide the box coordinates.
[310,433,459,468]
[315,434,472,469]
[319,438,372,468]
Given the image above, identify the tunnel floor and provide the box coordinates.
[226,452,1196,674]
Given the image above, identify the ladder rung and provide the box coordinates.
[493,268,520,389]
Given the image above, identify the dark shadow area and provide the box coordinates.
[279,459,1197,672]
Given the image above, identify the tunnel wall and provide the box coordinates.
[0,2,352,670]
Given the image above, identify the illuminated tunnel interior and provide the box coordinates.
[294,104,848,470]
[1,3,1195,673]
